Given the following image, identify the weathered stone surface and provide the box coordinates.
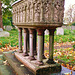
[0,28,3,32]
[15,52,61,75]
[3,53,34,75]
[56,27,64,35]
[0,55,15,75]
[12,0,65,28]
[0,31,10,37]
[6,26,12,31]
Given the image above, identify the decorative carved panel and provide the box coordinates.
[12,0,65,26]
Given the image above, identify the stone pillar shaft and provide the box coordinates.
[33,30,37,55]
[37,29,44,65]
[23,28,28,56]
[49,30,54,60]
[46,29,55,64]
[37,35,43,61]
[42,32,46,59]
[28,29,35,60]
[30,33,34,56]
[18,28,22,53]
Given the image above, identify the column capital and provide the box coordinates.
[23,28,28,33]
[28,28,35,34]
[49,29,56,35]
[37,29,45,36]
[18,28,22,33]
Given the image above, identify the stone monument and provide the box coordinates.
[12,0,65,75]
[56,27,64,35]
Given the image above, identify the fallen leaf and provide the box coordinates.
[72,66,75,71]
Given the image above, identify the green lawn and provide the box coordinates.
[0,29,75,48]
[0,29,18,48]
[45,29,75,43]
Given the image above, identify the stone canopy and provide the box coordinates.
[12,0,65,29]
[12,0,65,74]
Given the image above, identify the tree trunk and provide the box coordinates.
[0,1,4,30]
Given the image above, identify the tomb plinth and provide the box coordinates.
[12,0,65,75]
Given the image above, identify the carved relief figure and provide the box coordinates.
[22,5,25,23]
[44,2,49,22]
[54,0,64,23]
[17,7,19,23]
[14,8,16,23]
[16,7,18,23]
[20,7,23,23]
[59,0,64,23]
[13,8,15,23]
[26,2,30,22]
[34,0,41,22]
[43,0,52,22]
[54,0,60,23]
[30,2,33,22]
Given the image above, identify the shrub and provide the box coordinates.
[73,44,75,49]
[64,29,71,35]
[71,22,75,26]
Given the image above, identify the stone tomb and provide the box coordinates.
[12,0,65,75]
[56,27,64,35]
[0,28,3,32]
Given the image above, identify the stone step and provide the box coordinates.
[3,52,34,75]
[0,55,15,75]
[15,52,61,75]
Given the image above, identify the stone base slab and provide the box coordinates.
[15,52,61,75]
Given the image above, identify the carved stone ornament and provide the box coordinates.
[12,0,65,26]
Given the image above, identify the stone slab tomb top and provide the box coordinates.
[12,0,65,28]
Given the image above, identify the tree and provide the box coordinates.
[0,0,4,29]
[64,4,75,24]
[1,0,17,26]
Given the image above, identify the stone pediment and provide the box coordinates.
[12,0,65,28]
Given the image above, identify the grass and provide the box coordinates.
[0,29,75,48]
[0,29,18,48]
[0,29,75,66]
[45,48,75,65]
[45,29,75,43]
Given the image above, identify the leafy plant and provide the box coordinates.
[73,44,75,49]
[71,22,75,26]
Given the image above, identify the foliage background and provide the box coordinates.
[1,0,17,26]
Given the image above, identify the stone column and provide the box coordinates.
[27,29,29,51]
[33,29,37,55]
[36,29,44,65]
[28,29,35,60]
[23,28,29,56]
[46,29,55,64]
[42,32,46,59]
[18,28,23,53]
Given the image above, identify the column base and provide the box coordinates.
[46,59,56,64]
[43,55,46,59]
[35,61,44,66]
[28,56,36,61]
[22,53,29,56]
[18,50,23,53]
[15,52,61,75]
[34,51,37,55]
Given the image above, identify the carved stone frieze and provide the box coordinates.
[12,0,65,26]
